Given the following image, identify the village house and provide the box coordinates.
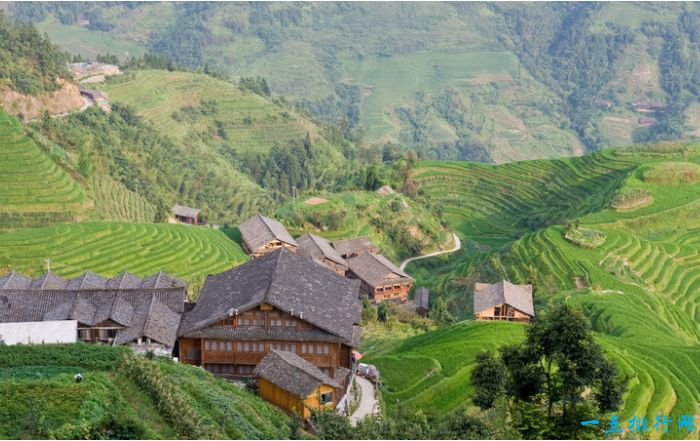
[68,61,120,79]
[332,237,380,259]
[254,349,340,419]
[296,233,348,275]
[0,270,187,355]
[346,252,414,303]
[177,248,361,387]
[413,287,430,317]
[632,101,668,113]
[171,204,202,225]
[239,214,298,257]
[78,86,111,112]
[638,117,658,128]
[473,280,534,322]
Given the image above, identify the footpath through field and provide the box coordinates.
[399,232,461,271]
[350,376,379,425]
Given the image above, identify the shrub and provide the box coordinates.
[0,344,129,369]
[610,188,653,211]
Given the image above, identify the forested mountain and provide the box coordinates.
[7,2,700,161]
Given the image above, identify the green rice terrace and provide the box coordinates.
[0,222,247,281]
[0,112,86,229]
[0,344,290,439]
[393,142,700,439]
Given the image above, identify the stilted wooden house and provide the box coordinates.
[332,237,379,260]
[254,349,340,419]
[0,270,187,355]
[473,281,534,322]
[177,248,361,384]
[296,233,348,275]
[413,287,430,317]
[171,204,202,224]
[238,214,298,257]
[346,252,414,303]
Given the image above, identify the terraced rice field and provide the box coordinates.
[0,222,247,280]
[414,151,633,248]
[101,70,319,153]
[400,146,700,438]
[0,112,85,226]
[90,174,157,223]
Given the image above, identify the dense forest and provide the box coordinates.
[0,11,68,94]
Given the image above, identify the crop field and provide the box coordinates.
[0,344,289,439]
[89,174,157,223]
[0,112,85,226]
[0,222,247,280]
[394,144,700,438]
[101,70,319,153]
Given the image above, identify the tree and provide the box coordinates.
[429,296,455,327]
[471,303,626,438]
[377,301,388,323]
[361,297,377,324]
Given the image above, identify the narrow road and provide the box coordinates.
[400,232,462,271]
[350,376,379,425]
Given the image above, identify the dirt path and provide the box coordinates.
[350,376,379,425]
[400,232,461,271]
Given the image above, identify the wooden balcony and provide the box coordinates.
[202,351,264,364]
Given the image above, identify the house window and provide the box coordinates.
[323,345,330,355]
[225,341,233,351]
[319,391,333,405]
[238,365,253,375]
[302,344,308,353]
[187,347,201,360]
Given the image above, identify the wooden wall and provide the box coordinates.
[475,303,532,322]
[258,378,335,419]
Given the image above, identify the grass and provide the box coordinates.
[276,190,448,261]
[395,143,700,439]
[0,344,290,439]
[0,221,247,280]
[0,111,85,227]
[89,174,157,223]
[101,70,321,154]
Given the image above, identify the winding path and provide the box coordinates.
[350,376,379,425]
[400,232,462,271]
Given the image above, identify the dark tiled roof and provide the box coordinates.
[332,237,378,258]
[346,252,413,288]
[182,325,346,343]
[254,350,339,397]
[0,272,32,290]
[414,287,429,310]
[141,271,187,289]
[178,249,361,344]
[296,233,347,267]
[171,204,200,219]
[474,281,534,317]
[238,214,298,252]
[0,270,187,347]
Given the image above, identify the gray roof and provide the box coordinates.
[332,237,379,258]
[254,350,339,397]
[473,281,534,317]
[414,287,429,310]
[347,252,413,288]
[238,214,297,252]
[296,233,347,267]
[178,248,361,344]
[141,270,187,289]
[0,270,187,347]
[171,204,200,219]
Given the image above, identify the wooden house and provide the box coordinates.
[632,101,668,113]
[413,287,430,317]
[332,237,379,259]
[238,214,298,257]
[0,270,187,355]
[171,204,202,224]
[177,248,361,383]
[296,233,348,275]
[254,349,340,419]
[473,281,534,322]
[346,252,414,303]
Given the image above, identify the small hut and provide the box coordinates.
[473,281,534,322]
[171,204,201,224]
[413,287,430,317]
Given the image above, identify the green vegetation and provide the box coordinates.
[13,3,700,160]
[564,227,606,249]
[399,143,700,438]
[0,12,69,95]
[90,174,157,223]
[642,161,700,185]
[278,190,447,261]
[0,344,290,439]
[610,188,653,211]
[0,221,247,281]
[0,111,85,230]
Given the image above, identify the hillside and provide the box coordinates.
[0,344,290,439]
[11,2,700,160]
[397,142,700,438]
[0,221,247,286]
[276,190,449,262]
[0,112,85,230]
